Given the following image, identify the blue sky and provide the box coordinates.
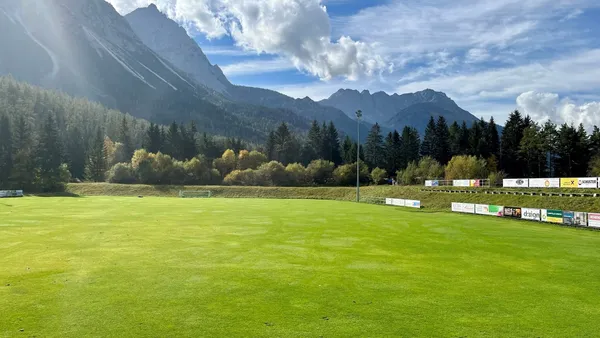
[110,0,600,126]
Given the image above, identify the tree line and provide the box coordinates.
[2,75,600,191]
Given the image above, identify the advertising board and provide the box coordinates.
[470,180,481,187]
[475,204,503,216]
[0,190,24,198]
[563,211,575,225]
[503,179,529,188]
[588,213,600,228]
[529,178,560,188]
[432,180,440,187]
[452,203,462,212]
[405,200,421,209]
[453,180,470,187]
[392,199,405,207]
[577,178,598,188]
[542,209,564,223]
[504,207,522,218]
[425,181,433,187]
[521,208,541,221]
[560,178,578,188]
[386,198,393,205]
[573,212,588,226]
[461,203,475,213]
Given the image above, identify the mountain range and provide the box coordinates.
[0,0,481,140]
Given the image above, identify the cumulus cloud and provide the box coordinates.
[106,0,388,80]
[516,91,600,129]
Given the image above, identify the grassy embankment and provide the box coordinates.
[66,183,600,213]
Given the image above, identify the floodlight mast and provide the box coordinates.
[356,110,363,203]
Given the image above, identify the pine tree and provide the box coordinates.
[85,128,106,182]
[448,121,461,156]
[575,124,591,176]
[273,123,299,165]
[183,121,198,160]
[500,111,527,177]
[435,116,451,164]
[487,117,500,158]
[0,115,13,188]
[459,121,470,154]
[384,131,402,175]
[364,123,385,168]
[36,115,64,191]
[66,126,86,180]
[325,122,342,165]
[146,123,162,153]
[469,120,484,157]
[120,117,133,160]
[306,120,322,161]
[421,117,436,158]
[166,122,182,159]
[519,125,544,177]
[10,115,34,190]
[400,126,421,169]
[541,120,558,176]
[341,136,354,164]
[590,126,600,155]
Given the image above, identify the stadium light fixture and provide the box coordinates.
[356,110,363,203]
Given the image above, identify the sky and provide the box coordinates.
[107,0,600,126]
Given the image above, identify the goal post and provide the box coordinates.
[179,190,212,198]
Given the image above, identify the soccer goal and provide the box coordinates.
[179,190,212,198]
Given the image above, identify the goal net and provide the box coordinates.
[179,190,212,198]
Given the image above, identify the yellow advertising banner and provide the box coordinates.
[560,178,578,188]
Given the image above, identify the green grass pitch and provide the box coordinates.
[2,197,600,337]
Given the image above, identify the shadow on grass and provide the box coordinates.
[28,192,82,198]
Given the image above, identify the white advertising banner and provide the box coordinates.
[577,178,598,188]
[521,208,542,221]
[453,203,475,213]
[588,213,600,228]
[425,180,433,187]
[453,180,470,187]
[452,203,462,212]
[385,198,393,205]
[528,178,560,188]
[475,204,487,215]
[392,199,405,207]
[503,179,529,188]
[404,200,421,209]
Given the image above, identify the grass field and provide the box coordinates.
[3,197,600,337]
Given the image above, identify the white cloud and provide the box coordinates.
[517,91,600,128]
[465,48,490,63]
[105,0,388,81]
[221,58,295,77]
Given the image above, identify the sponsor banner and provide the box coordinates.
[0,190,24,198]
[588,213,600,228]
[452,202,463,212]
[560,178,578,188]
[563,211,575,225]
[425,181,433,187]
[521,208,541,221]
[529,178,560,188]
[573,212,588,226]
[475,204,487,215]
[470,179,481,187]
[503,179,529,188]
[474,204,504,216]
[385,198,393,205]
[542,209,563,224]
[432,180,440,187]
[392,199,405,207]
[405,200,421,209]
[453,180,470,187]
[504,207,522,218]
[458,203,475,213]
[578,178,598,188]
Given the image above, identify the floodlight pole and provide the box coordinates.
[356,110,363,203]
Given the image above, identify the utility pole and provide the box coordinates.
[356,110,362,203]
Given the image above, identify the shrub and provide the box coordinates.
[224,169,258,186]
[106,163,136,184]
[333,162,369,186]
[445,155,488,180]
[256,161,288,186]
[488,171,506,187]
[213,149,237,177]
[371,167,388,185]
[397,161,419,185]
[238,150,268,170]
[306,160,335,185]
[285,163,309,186]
